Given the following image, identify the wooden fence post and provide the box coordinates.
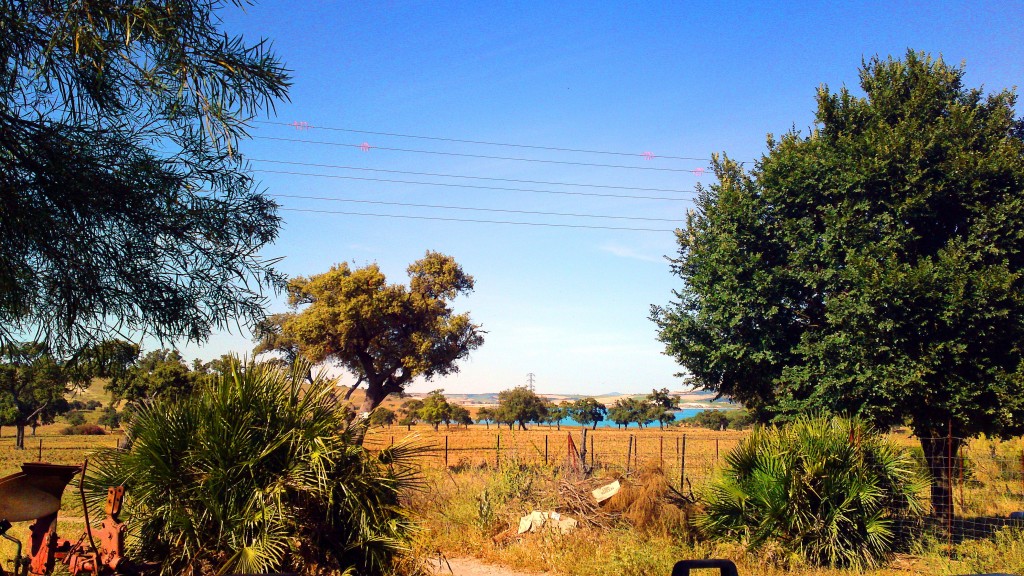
[680,434,686,490]
[590,433,595,469]
[715,438,719,463]
[660,436,664,470]
[626,435,633,474]
[496,434,500,469]
[445,436,449,467]
[545,435,549,465]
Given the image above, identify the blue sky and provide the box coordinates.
[174,1,1024,394]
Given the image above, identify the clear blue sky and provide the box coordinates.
[174,0,1024,394]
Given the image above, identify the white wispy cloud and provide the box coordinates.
[599,242,663,263]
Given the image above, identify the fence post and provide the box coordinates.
[590,433,595,469]
[445,436,449,467]
[680,434,686,490]
[496,434,500,469]
[660,436,664,470]
[947,420,953,545]
[715,438,719,463]
[626,435,633,474]
[634,435,639,468]
[38,438,42,461]
[545,435,549,466]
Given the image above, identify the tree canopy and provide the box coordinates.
[651,51,1024,516]
[255,252,484,417]
[0,342,84,447]
[1,0,290,355]
[567,397,607,430]
[495,386,546,430]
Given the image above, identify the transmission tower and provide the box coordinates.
[526,372,535,392]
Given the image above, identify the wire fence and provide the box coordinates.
[364,426,1024,545]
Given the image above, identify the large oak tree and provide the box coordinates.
[256,252,484,418]
[652,52,1024,519]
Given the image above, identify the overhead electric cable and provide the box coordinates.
[279,207,675,232]
[252,135,709,173]
[253,119,715,162]
[253,169,693,202]
[248,158,698,192]
[270,193,682,222]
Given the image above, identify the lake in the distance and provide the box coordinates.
[553,407,732,429]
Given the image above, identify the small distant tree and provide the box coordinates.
[568,398,607,430]
[647,388,679,429]
[475,407,495,429]
[0,343,81,448]
[543,401,567,430]
[98,407,122,431]
[419,390,451,431]
[369,407,396,429]
[85,400,103,411]
[693,410,730,431]
[65,411,87,426]
[496,387,546,430]
[108,349,196,404]
[450,405,473,429]
[398,399,423,431]
[607,401,632,429]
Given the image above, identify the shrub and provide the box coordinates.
[86,399,103,410]
[64,411,87,425]
[697,415,927,568]
[60,423,106,435]
[86,359,420,576]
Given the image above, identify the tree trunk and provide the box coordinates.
[592,422,597,430]
[919,434,962,525]
[518,421,527,431]
[15,424,25,450]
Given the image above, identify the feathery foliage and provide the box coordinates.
[697,415,927,568]
[86,359,420,576]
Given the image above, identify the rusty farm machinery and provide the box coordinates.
[0,461,128,576]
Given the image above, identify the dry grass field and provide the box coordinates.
[1,409,1022,575]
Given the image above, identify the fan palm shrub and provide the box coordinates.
[696,415,927,568]
[86,359,420,576]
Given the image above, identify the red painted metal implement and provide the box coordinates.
[0,462,128,576]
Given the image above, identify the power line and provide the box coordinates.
[252,135,710,173]
[248,158,697,193]
[253,168,694,202]
[279,208,676,232]
[253,119,716,162]
[269,193,682,222]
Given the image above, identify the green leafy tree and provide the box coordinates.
[65,411,86,426]
[0,343,82,448]
[97,406,122,431]
[652,51,1024,519]
[475,406,495,429]
[607,401,632,429]
[398,399,423,431]
[495,387,546,430]
[108,349,196,403]
[567,398,607,430]
[647,388,679,429]
[0,0,290,356]
[449,404,473,429]
[419,390,451,431]
[542,401,567,430]
[257,253,484,425]
[368,407,396,429]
